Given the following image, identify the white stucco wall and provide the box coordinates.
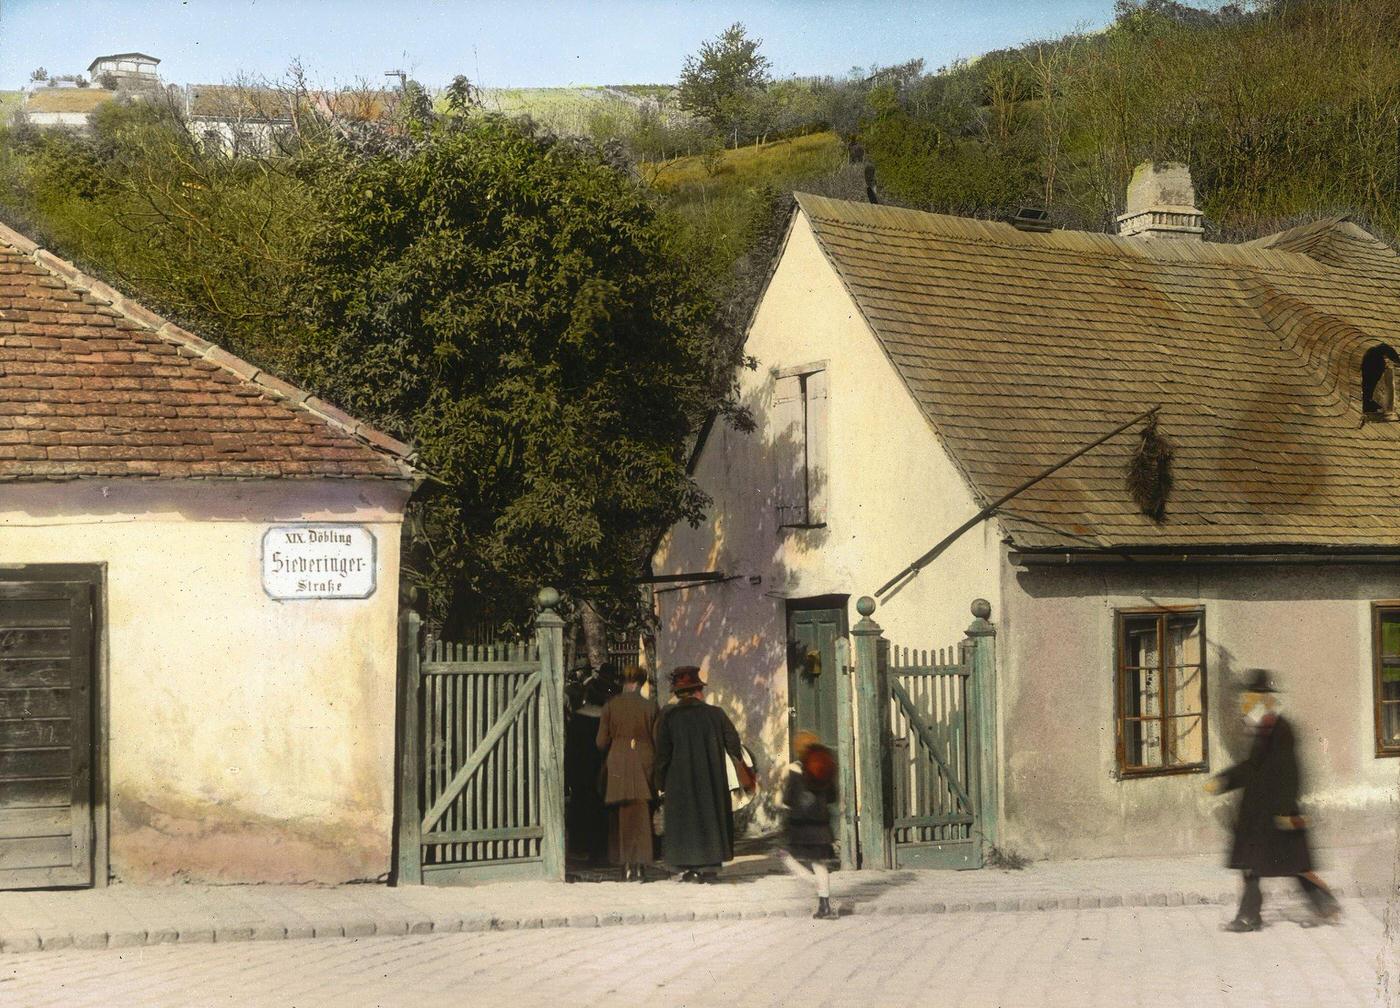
[25,112,92,127]
[1000,558,1400,881]
[654,210,1000,831]
[0,478,410,884]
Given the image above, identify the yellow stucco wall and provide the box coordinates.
[654,210,1001,833]
[0,478,409,884]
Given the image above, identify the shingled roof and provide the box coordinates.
[0,222,415,482]
[794,193,1400,553]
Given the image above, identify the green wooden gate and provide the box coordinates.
[884,644,981,869]
[851,597,998,871]
[396,590,566,885]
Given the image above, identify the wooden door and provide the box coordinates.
[786,601,845,752]
[0,573,95,890]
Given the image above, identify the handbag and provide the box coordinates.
[726,745,758,811]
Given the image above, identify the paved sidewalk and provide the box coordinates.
[0,845,1391,956]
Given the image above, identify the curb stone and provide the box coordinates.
[0,885,1350,955]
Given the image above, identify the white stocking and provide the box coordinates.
[813,862,831,899]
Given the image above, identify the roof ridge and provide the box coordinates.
[793,192,1333,275]
[0,219,417,476]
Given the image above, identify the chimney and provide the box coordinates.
[1116,161,1204,241]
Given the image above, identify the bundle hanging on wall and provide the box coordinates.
[1125,415,1175,522]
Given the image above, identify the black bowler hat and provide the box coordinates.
[669,666,703,692]
[1242,668,1279,693]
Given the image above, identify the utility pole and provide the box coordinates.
[384,69,407,91]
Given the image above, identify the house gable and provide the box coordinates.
[658,207,1001,649]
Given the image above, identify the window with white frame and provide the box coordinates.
[771,364,828,528]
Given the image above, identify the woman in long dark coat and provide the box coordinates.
[1207,669,1340,931]
[564,676,612,866]
[597,665,658,881]
[654,666,752,883]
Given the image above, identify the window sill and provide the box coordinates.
[1374,747,1400,759]
[1115,762,1208,780]
[779,523,828,531]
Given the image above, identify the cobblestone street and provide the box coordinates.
[0,899,1391,1008]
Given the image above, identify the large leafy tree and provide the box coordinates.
[289,108,750,632]
[677,22,773,147]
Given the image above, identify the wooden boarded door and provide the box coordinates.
[787,600,845,750]
[0,570,96,890]
[884,644,983,870]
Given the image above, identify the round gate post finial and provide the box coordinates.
[856,596,877,617]
[971,598,992,620]
[537,586,561,611]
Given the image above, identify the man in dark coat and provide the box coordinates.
[1206,669,1340,931]
[654,666,753,883]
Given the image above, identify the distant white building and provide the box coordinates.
[86,52,160,86]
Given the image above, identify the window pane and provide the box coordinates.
[1383,696,1400,747]
[1167,614,1202,667]
[1166,665,1204,716]
[1383,659,1400,684]
[1123,616,1160,741]
[1382,612,1400,658]
[1168,713,1204,765]
[1123,717,1163,768]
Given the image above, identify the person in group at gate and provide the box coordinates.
[565,674,614,866]
[779,730,840,919]
[597,664,659,881]
[654,665,754,883]
[1205,668,1341,931]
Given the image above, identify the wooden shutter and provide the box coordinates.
[772,374,806,525]
[804,369,829,526]
[0,579,94,889]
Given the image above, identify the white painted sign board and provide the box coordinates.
[262,525,377,600]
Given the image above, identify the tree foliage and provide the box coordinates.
[288,110,750,628]
[677,22,773,146]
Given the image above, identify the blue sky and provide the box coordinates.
[0,1,1122,91]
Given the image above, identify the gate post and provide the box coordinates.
[965,599,998,854]
[851,596,889,870]
[395,607,423,885]
[534,587,567,881]
[834,635,858,870]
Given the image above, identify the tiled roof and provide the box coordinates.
[795,193,1400,552]
[0,221,415,482]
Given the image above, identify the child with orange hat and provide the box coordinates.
[780,730,840,919]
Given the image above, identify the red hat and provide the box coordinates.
[802,744,837,787]
[669,666,703,692]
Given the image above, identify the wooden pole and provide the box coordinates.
[395,608,423,885]
[851,596,889,870]
[875,406,1161,600]
[534,587,567,881]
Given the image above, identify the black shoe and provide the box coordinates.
[698,872,720,884]
[1222,917,1262,932]
[813,897,836,919]
[678,870,698,883]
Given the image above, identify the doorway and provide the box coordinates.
[0,565,101,890]
[785,597,848,754]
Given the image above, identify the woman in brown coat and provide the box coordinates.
[597,665,658,881]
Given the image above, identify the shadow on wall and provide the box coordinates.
[658,371,831,831]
